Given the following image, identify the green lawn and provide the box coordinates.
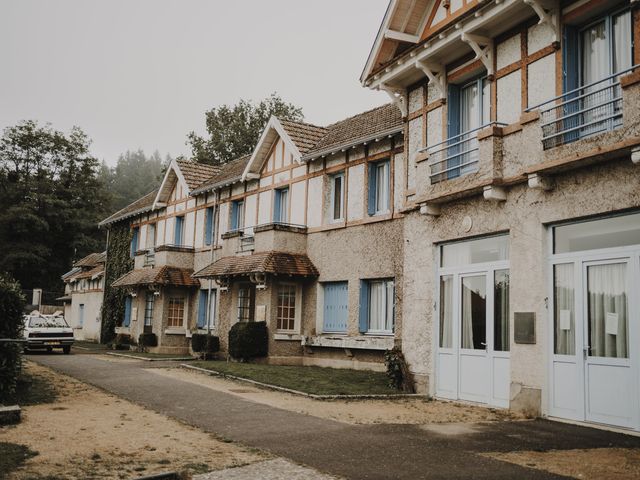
[190,361,401,396]
[109,351,193,360]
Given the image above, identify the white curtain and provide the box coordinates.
[369,281,385,331]
[439,276,453,348]
[613,11,632,74]
[554,264,575,355]
[588,263,628,358]
[375,163,389,213]
[582,20,611,135]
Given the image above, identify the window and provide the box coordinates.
[367,160,390,216]
[130,227,139,257]
[146,223,156,249]
[231,200,245,231]
[144,292,154,326]
[237,286,254,322]
[441,235,509,267]
[494,269,510,352]
[78,304,85,327]
[323,282,348,333]
[123,296,132,327]
[204,206,215,246]
[359,279,394,334]
[273,188,289,223]
[553,212,640,254]
[330,173,344,222]
[167,298,185,328]
[439,276,453,348]
[197,289,216,329]
[276,284,298,331]
[174,216,184,246]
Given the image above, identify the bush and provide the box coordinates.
[384,347,415,393]
[0,273,26,403]
[113,333,132,350]
[191,334,220,359]
[228,322,268,360]
[138,333,157,349]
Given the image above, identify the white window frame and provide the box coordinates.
[374,161,390,215]
[367,278,395,335]
[330,172,345,222]
[276,282,302,333]
[167,297,185,328]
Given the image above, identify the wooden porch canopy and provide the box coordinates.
[193,251,319,280]
[112,266,200,288]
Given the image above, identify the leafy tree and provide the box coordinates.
[187,93,304,165]
[0,121,110,292]
[102,150,167,211]
[0,272,25,402]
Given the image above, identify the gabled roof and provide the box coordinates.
[191,155,252,195]
[303,103,403,161]
[99,190,158,227]
[176,160,220,190]
[153,159,219,209]
[241,117,327,181]
[112,266,200,288]
[73,252,106,268]
[193,251,319,279]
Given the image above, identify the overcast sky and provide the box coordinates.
[0,0,389,165]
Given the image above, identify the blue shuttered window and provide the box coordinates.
[204,207,214,246]
[123,296,132,327]
[273,188,289,223]
[322,282,348,333]
[130,227,139,258]
[174,216,184,246]
[231,201,244,231]
[197,290,208,329]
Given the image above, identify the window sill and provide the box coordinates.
[365,331,394,337]
[195,328,217,335]
[274,332,302,341]
[164,328,186,335]
[304,335,394,350]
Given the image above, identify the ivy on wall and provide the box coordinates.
[100,221,133,343]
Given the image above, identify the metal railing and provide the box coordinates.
[527,65,638,150]
[423,122,506,184]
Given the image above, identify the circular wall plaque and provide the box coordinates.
[462,216,473,232]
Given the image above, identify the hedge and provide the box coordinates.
[191,333,220,355]
[138,333,158,348]
[0,273,26,403]
[228,321,268,360]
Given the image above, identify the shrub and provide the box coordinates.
[0,273,26,403]
[384,346,415,393]
[138,333,157,348]
[191,334,220,359]
[113,333,132,350]
[228,322,268,360]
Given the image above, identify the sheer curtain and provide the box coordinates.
[588,263,628,358]
[369,281,385,331]
[613,11,632,74]
[554,263,575,355]
[439,276,453,348]
[582,20,610,135]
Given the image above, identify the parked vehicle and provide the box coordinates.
[23,312,74,354]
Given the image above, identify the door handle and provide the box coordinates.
[583,346,590,359]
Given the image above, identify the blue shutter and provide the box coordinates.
[273,190,282,222]
[130,227,139,257]
[231,202,238,230]
[447,84,461,179]
[323,282,348,332]
[123,296,132,327]
[358,280,369,333]
[367,164,377,216]
[197,290,208,328]
[562,25,580,144]
[205,207,213,245]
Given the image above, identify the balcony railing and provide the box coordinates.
[528,65,638,150]
[423,123,506,184]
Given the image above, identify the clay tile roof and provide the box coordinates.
[303,103,403,160]
[111,266,200,288]
[99,189,158,227]
[193,251,319,278]
[279,119,328,154]
[176,160,220,190]
[73,265,105,280]
[73,251,107,268]
[191,155,252,194]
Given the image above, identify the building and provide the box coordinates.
[60,252,106,341]
[361,0,640,430]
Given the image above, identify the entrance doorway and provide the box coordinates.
[436,235,511,408]
[549,212,640,430]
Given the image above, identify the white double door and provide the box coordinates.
[436,264,510,408]
[550,251,640,429]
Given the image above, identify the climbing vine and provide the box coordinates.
[100,221,133,343]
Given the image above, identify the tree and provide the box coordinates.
[187,93,304,165]
[0,121,110,292]
[102,150,167,210]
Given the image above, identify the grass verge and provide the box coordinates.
[107,351,194,360]
[189,361,402,396]
[0,442,38,477]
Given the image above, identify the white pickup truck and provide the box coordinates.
[23,312,74,354]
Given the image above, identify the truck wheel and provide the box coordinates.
[63,346,71,355]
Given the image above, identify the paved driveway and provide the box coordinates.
[28,352,640,480]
